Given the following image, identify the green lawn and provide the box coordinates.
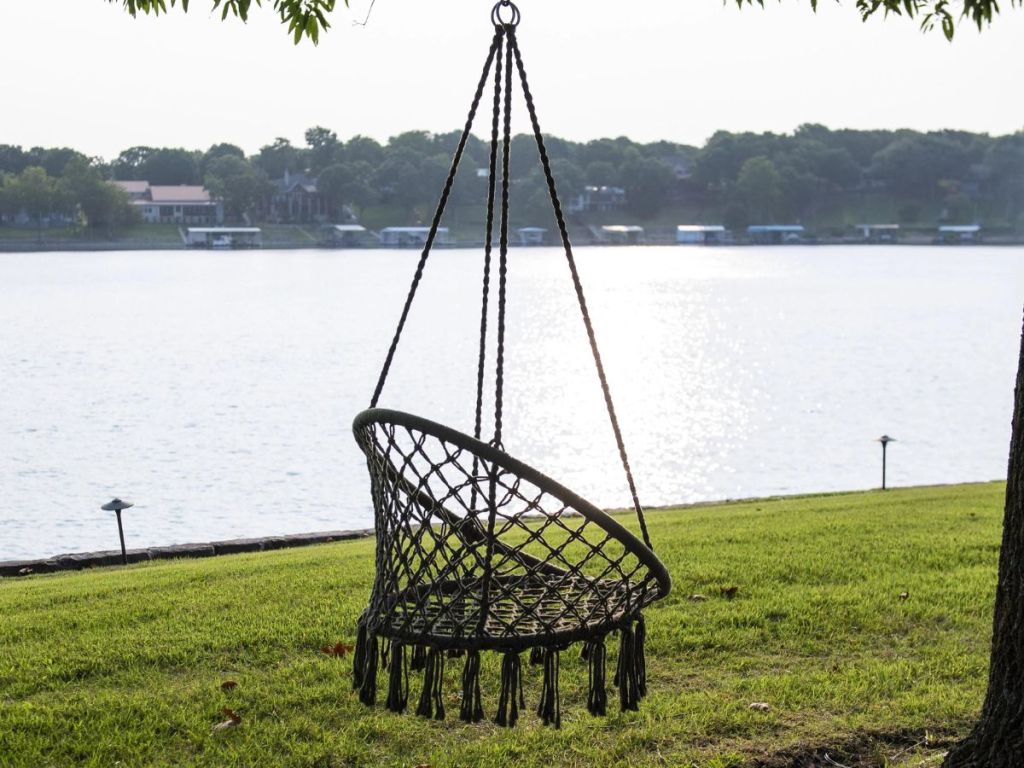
[0,483,1004,767]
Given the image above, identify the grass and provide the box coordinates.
[0,482,1004,767]
[0,224,184,245]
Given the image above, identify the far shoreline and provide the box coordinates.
[3,239,1024,254]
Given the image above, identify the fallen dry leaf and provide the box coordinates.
[748,702,770,712]
[688,594,708,602]
[322,641,355,658]
[898,591,910,601]
[18,567,33,576]
[221,680,238,691]
[212,708,242,733]
[721,586,739,600]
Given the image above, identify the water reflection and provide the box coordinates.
[0,246,1021,559]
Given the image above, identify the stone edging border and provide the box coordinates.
[0,528,375,578]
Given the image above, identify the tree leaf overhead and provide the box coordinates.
[112,0,1021,44]
[112,0,343,44]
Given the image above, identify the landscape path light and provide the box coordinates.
[101,498,134,565]
[876,435,896,490]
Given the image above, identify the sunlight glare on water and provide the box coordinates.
[0,245,1021,559]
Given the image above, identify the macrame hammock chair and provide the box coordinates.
[351,1,671,728]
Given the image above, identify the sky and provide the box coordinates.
[2,0,1023,159]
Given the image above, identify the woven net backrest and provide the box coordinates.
[355,410,665,652]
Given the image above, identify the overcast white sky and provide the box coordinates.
[2,0,1022,159]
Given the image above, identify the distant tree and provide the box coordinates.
[722,200,750,232]
[305,126,341,174]
[736,156,783,222]
[372,151,420,211]
[7,166,68,233]
[204,155,271,222]
[111,146,154,180]
[112,146,200,185]
[869,133,971,199]
[415,154,450,205]
[618,151,676,217]
[59,157,137,233]
[201,143,246,177]
[578,138,628,170]
[316,162,375,219]
[584,160,619,187]
[985,133,1024,226]
[142,148,201,185]
[0,173,13,223]
[254,138,302,180]
[388,131,434,157]
[344,135,385,166]
[0,145,31,176]
[30,147,88,178]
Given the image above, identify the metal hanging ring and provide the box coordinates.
[491,1,520,28]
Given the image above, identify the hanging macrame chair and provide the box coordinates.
[351,1,671,728]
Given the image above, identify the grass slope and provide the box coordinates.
[0,483,1004,768]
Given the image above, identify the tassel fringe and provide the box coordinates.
[356,616,646,725]
[615,620,639,711]
[459,650,485,723]
[416,648,447,720]
[385,642,408,713]
[352,619,368,691]
[585,637,607,716]
[635,615,647,699]
[358,632,379,706]
[536,647,561,728]
[410,644,427,672]
[495,650,525,727]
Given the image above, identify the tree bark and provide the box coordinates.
[944,308,1024,767]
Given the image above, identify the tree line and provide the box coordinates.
[2,124,1024,232]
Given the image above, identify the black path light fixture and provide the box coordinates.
[877,435,896,490]
[101,498,134,564]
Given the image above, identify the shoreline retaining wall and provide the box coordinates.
[0,528,374,578]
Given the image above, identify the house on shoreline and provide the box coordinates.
[112,181,222,225]
[267,171,327,224]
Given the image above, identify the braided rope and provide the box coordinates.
[472,28,505,445]
[369,31,503,409]
[492,26,515,449]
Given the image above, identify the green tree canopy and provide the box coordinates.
[59,157,137,231]
[111,0,1021,44]
[204,154,272,221]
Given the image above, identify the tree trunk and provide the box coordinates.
[944,308,1024,767]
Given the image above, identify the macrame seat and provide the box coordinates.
[354,409,669,650]
[350,2,671,728]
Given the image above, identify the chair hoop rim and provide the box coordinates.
[352,407,672,600]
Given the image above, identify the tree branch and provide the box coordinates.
[732,0,1022,40]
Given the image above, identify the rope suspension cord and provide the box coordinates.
[466,23,506,521]
[350,1,671,726]
[364,0,652,550]
[491,19,514,449]
[477,26,515,638]
[506,28,654,552]
[369,30,503,409]
[472,29,505,445]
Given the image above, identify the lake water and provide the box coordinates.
[1,245,1022,561]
